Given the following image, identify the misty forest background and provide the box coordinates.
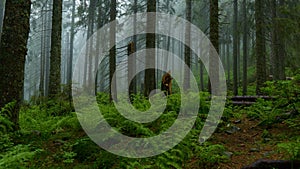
[0,0,300,168]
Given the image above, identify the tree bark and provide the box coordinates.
[67,0,75,103]
[128,0,138,95]
[226,31,231,87]
[0,0,6,44]
[40,6,46,97]
[144,0,156,97]
[0,0,31,129]
[277,0,285,80]
[87,0,96,90]
[242,0,248,95]
[272,0,286,80]
[95,0,103,94]
[208,0,219,94]
[184,0,191,91]
[233,0,238,96]
[109,0,117,101]
[255,0,267,95]
[44,8,51,96]
[49,0,62,97]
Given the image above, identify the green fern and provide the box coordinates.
[0,144,42,168]
[0,102,16,134]
[278,139,300,161]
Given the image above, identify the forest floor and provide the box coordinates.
[12,95,300,169]
[33,112,298,169]
[208,114,296,169]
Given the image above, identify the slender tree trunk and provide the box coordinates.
[83,0,94,89]
[0,0,31,129]
[45,7,51,96]
[271,0,279,80]
[208,0,219,93]
[208,0,219,94]
[49,0,62,97]
[0,0,6,44]
[109,0,117,100]
[233,0,238,96]
[128,41,135,97]
[278,0,286,80]
[144,0,156,97]
[200,62,204,91]
[130,0,138,94]
[226,32,231,87]
[87,0,96,90]
[271,0,286,81]
[68,0,75,102]
[242,0,248,95]
[222,40,226,70]
[172,37,175,74]
[237,32,240,87]
[184,0,191,91]
[255,0,267,95]
[95,0,103,93]
[164,0,172,72]
[156,1,160,89]
[250,29,255,66]
[40,7,46,97]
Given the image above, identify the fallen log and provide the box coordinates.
[241,159,300,169]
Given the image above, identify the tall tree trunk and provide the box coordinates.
[0,0,6,44]
[164,0,172,73]
[242,0,248,95]
[128,0,137,96]
[278,0,286,80]
[67,0,75,103]
[40,7,46,97]
[131,0,137,94]
[0,0,31,129]
[144,0,156,97]
[49,0,62,97]
[271,0,286,81]
[128,41,135,97]
[233,0,238,96]
[95,0,103,93]
[128,0,137,95]
[87,0,96,90]
[209,0,219,94]
[109,0,117,100]
[200,62,204,91]
[255,0,267,95]
[222,40,226,70]
[237,32,240,87]
[271,0,279,80]
[44,7,51,96]
[184,0,191,91]
[226,32,231,87]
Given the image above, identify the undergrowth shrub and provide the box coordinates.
[284,117,300,130]
[53,141,77,164]
[246,98,280,127]
[95,92,227,168]
[0,144,43,168]
[72,137,101,162]
[0,134,14,152]
[277,137,300,161]
[195,143,229,168]
[246,73,300,127]
[20,105,81,133]
[0,101,16,133]
[42,98,73,116]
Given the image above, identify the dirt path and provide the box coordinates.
[211,115,291,169]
